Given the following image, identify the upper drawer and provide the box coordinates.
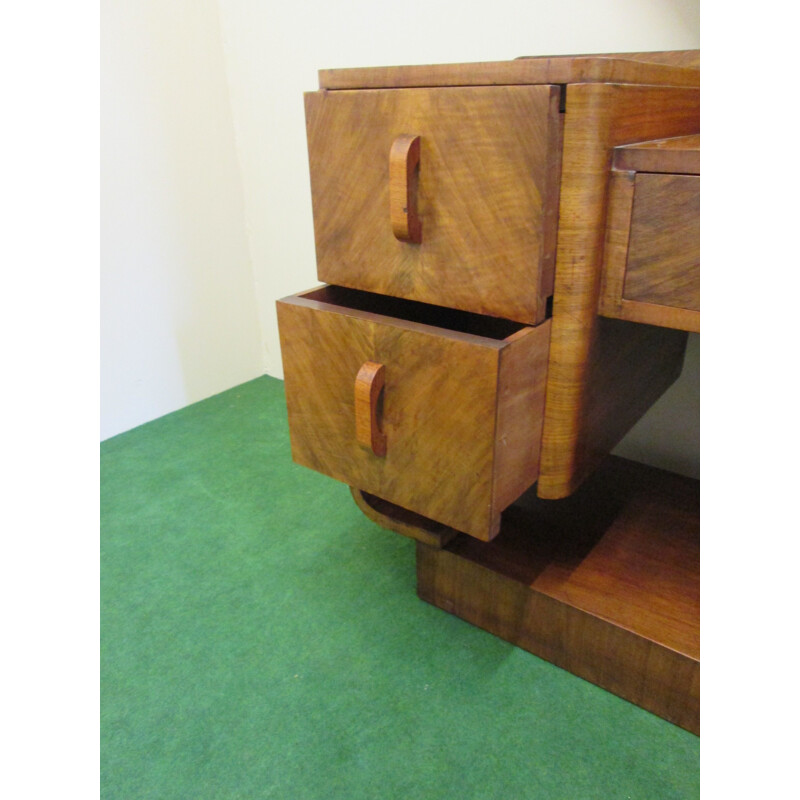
[304,86,563,325]
[277,286,551,540]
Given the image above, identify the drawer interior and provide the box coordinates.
[299,285,527,341]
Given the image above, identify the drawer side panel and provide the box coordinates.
[492,320,552,515]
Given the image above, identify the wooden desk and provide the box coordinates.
[277,51,700,733]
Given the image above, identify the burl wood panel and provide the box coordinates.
[537,83,699,499]
[416,456,699,734]
[625,174,700,309]
[319,54,699,90]
[277,287,551,540]
[304,86,562,325]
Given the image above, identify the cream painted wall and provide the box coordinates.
[101,0,263,440]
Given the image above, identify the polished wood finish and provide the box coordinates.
[517,50,700,68]
[583,317,688,465]
[350,488,459,549]
[626,174,700,308]
[280,51,701,731]
[537,83,699,499]
[604,300,699,332]
[354,362,387,457]
[389,134,422,243]
[319,54,699,90]
[598,168,636,319]
[614,133,699,174]
[600,171,700,332]
[416,456,699,734]
[304,85,562,324]
[277,286,551,540]
[600,139,700,333]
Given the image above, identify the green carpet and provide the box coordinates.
[101,375,699,799]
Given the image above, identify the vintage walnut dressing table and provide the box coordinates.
[277,51,700,733]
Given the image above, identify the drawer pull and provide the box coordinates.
[389,134,422,243]
[355,361,387,456]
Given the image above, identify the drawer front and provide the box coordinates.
[599,168,699,332]
[304,85,562,325]
[277,287,551,540]
[624,173,699,311]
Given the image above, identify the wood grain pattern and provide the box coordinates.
[350,488,459,549]
[537,83,699,499]
[305,85,562,324]
[600,169,700,332]
[416,456,699,733]
[517,50,700,69]
[354,361,387,456]
[598,169,636,319]
[625,173,700,309]
[583,317,688,464]
[614,133,699,174]
[611,300,700,333]
[492,327,551,513]
[389,134,422,242]
[319,55,699,90]
[277,286,551,540]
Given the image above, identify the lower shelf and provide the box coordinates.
[415,456,699,734]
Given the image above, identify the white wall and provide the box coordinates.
[101,0,262,439]
[102,0,699,477]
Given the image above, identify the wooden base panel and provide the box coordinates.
[415,456,699,734]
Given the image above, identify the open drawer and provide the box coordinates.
[304,85,562,325]
[277,286,551,540]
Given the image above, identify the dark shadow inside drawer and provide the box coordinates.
[300,285,526,341]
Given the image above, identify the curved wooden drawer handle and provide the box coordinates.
[390,134,422,243]
[355,362,387,457]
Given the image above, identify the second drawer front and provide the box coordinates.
[624,173,699,310]
[277,286,551,540]
[304,85,562,325]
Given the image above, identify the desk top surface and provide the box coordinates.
[318,50,700,91]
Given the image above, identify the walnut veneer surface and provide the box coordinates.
[318,52,700,89]
[418,456,699,734]
[277,51,700,731]
[600,134,700,332]
[284,52,700,527]
[305,85,562,325]
[536,82,698,499]
[278,286,550,540]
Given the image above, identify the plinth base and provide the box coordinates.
[415,456,699,734]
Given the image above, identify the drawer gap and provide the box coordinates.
[302,285,527,341]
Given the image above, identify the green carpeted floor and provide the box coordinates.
[101,376,699,799]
